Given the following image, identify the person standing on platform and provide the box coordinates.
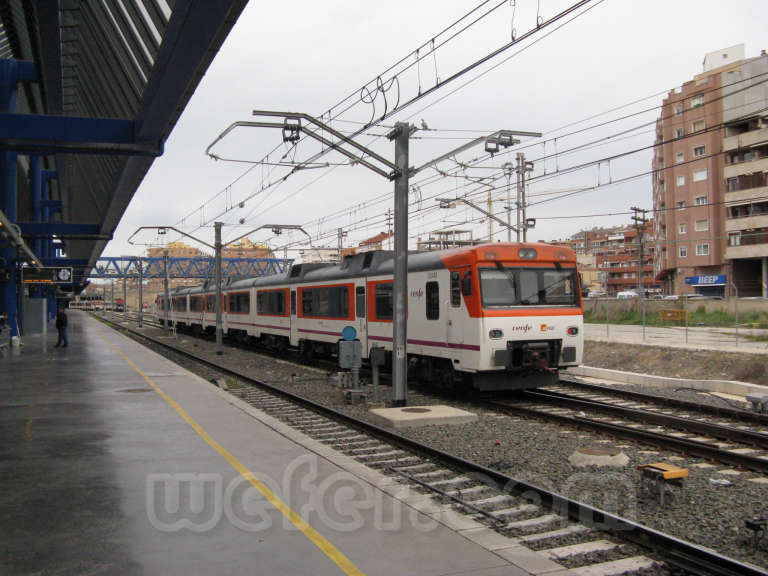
[54,307,68,348]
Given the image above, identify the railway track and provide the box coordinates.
[558,375,768,425]
[486,391,768,474]
[94,313,768,576]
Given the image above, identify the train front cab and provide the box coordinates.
[445,244,584,391]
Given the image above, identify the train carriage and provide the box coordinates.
[156,242,583,391]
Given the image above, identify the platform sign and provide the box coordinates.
[22,267,73,284]
[685,274,726,286]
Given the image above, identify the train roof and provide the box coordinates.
[167,242,575,295]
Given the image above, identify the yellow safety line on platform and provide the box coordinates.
[95,323,365,576]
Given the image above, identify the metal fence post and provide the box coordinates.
[684,295,688,344]
[641,297,646,341]
[606,300,610,340]
[731,281,739,347]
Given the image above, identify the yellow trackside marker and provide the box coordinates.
[95,323,365,576]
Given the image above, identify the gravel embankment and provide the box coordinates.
[105,317,768,568]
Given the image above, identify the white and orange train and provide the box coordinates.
[156,243,584,390]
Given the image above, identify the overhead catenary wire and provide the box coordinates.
[245,69,768,250]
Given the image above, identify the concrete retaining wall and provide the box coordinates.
[584,298,768,317]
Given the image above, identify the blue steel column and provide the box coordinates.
[41,170,57,320]
[1,63,20,338]
[30,156,42,257]
[0,60,38,338]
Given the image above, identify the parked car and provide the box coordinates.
[662,294,679,301]
[616,290,639,299]
[587,290,607,298]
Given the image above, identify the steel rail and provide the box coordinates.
[528,388,768,450]
[488,394,768,474]
[93,313,767,576]
[560,374,768,425]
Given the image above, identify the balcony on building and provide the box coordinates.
[723,116,768,152]
[726,223,768,259]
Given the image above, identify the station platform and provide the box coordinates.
[1,311,545,576]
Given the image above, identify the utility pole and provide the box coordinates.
[110,280,115,320]
[631,207,649,297]
[214,221,223,354]
[631,206,649,340]
[162,249,170,331]
[122,273,127,319]
[337,227,347,262]
[102,283,106,314]
[137,258,143,328]
[515,154,523,242]
[487,189,493,241]
[388,122,411,407]
[502,162,514,242]
[515,153,535,242]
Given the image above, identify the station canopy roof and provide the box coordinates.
[0,0,247,285]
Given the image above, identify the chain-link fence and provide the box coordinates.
[583,296,768,351]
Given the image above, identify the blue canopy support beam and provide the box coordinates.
[0,113,162,156]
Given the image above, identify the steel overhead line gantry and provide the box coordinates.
[128,223,305,354]
[207,111,538,406]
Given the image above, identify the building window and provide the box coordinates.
[693,145,706,157]
[675,128,684,138]
[693,169,708,182]
[679,246,688,258]
[729,232,741,246]
[694,195,707,206]
[695,219,708,232]
[676,175,685,186]
[691,94,704,108]
[696,243,710,256]
[426,281,440,320]
[692,119,706,132]
[676,151,684,163]
[677,200,686,211]
[679,222,687,234]
[674,104,683,115]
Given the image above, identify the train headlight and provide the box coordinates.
[489,329,503,339]
[567,326,579,336]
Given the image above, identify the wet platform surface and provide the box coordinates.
[0,311,535,575]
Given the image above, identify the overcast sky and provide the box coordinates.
[106,0,768,260]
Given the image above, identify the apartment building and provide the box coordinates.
[551,221,656,295]
[653,45,768,297]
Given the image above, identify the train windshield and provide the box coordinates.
[479,266,579,307]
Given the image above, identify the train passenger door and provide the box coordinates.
[289,289,298,346]
[447,270,464,348]
[355,285,368,353]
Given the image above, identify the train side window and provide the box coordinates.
[205,295,216,312]
[302,289,313,315]
[356,286,366,318]
[426,281,439,320]
[291,290,296,315]
[375,283,393,320]
[450,272,461,307]
[230,293,250,314]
